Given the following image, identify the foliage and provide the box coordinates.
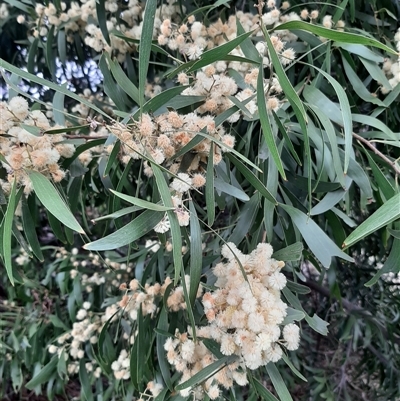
[1,0,400,400]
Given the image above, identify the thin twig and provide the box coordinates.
[64,135,108,140]
[353,132,400,176]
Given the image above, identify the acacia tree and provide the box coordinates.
[0,0,400,400]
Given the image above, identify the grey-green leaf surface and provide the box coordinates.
[343,192,400,248]
[253,378,280,401]
[266,362,293,401]
[29,171,85,234]
[84,210,164,251]
[214,178,250,202]
[175,356,235,390]
[187,30,255,73]
[25,356,58,389]
[151,163,183,283]
[280,204,354,267]
[256,64,286,179]
[138,0,157,110]
[365,238,400,287]
[2,179,17,285]
[306,64,353,174]
[273,21,397,55]
[272,242,304,261]
[189,201,202,306]
[110,189,174,211]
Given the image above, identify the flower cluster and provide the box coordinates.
[48,301,103,376]
[164,330,233,400]
[164,242,300,399]
[204,242,300,364]
[31,0,183,61]
[0,97,75,194]
[381,28,400,94]
[111,350,131,380]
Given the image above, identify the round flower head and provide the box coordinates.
[8,96,29,120]
[170,173,192,193]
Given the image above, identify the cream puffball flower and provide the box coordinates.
[170,173,192,193]
[8,96,29,120]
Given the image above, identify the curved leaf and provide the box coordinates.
[28,171,84,234]
[343,192,400,248]
[84,209,164,251]
[280,204,354,267]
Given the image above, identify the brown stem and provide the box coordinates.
[353,132,400,176]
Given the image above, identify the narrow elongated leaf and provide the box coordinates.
[52,84,66,126]
[175,356,235,391]
[57,29,67,65]
[310,190,346,216]
[2,180,17,285]
[282,307,306,325]
[96,0,111,46]
[79,359,94,401]
[139,0,157,110]
[206,143,215,226]
[253,378,280,401]
[228,193,259,245]
[359,56,391,89]
[156,308,173,390]
[341,54,386,106]
[272,242,304,262]
[339,150,373,199]
[272,111,302,166]
[266,363,293,401]
[335,42,384,63]
[343,193,400,248]
[305,101,345,187]
[92,205,142,222]
[99,55,127,110]
[262,26,310,199]
[227,154,277,204]
[151,164,182,283]
[365,238,400,287]
[214,178,250,201]
[351,114,397,141]
[306,64,353,174]
[236,18,261,62]
[25,356,58,389]
[280,204,354,267]
[45,25,56,81]
[133,86,189,119]
[364,151,395,200]
[105,53,140,105]
[187,31,255,73]
[21,198,44,262]
[29,171,84,234]
[131,306,145,391]
[27,38,39,74]
[256,65,286,179]
[4,0,32,13]
[273,21,397,55]
[189,201,202,306]
[282,354,307,382]
[84,209,164,250]
[110,189,174,211]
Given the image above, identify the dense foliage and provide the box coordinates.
[1,0,400,400]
